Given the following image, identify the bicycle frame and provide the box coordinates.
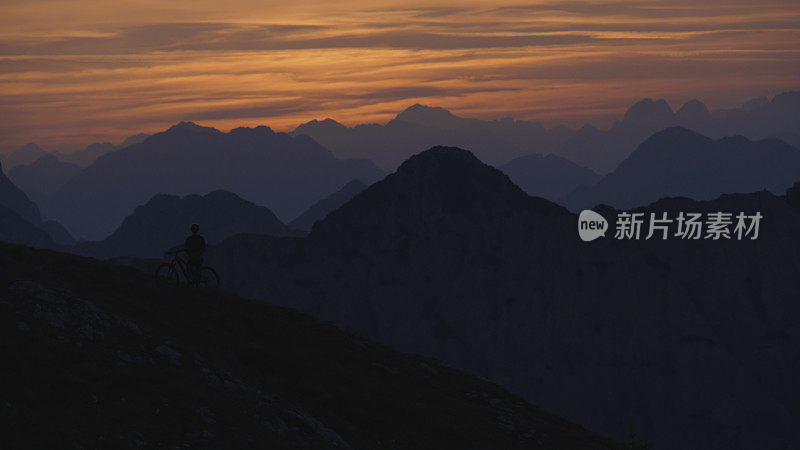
[158,248,219,292]
[164,250,195,285]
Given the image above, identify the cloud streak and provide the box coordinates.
[0,0,798,149]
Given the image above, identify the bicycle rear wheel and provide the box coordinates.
[155,263,180,287]
[199,267,220,292]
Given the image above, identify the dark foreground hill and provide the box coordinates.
[208,146,800,450]
[0,243,627,450]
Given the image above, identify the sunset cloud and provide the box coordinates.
[0,0,798,149]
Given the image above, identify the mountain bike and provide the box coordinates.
[155,249,220,292]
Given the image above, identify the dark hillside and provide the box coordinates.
[0,243,629,449]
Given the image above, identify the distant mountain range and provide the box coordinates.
[1,134,151,209]
[8,155,81,205]
[293,91,800,174]
[0,143,48,171]
[55,133,150,167]
[289,180,367,233]
[562,127,800,211]
[1,133,149,171]
[555,92,800,173]
[206,146,800,450]
[77,190,290,259]
[0,160,73,246]
[497,153,600,201]
[42,122,383,240]
[0,203,54,248]
[0,160,43,227]
[292,104,569,170]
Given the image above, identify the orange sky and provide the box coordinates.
[1,0,799,150]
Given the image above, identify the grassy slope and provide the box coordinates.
[0,242,633,449]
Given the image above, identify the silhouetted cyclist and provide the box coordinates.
[185,223,206,281]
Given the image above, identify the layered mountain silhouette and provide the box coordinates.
[54,133,150,167]
[77,190,290,259]
[0,204,54,248]
[0,160,75,246]
[43,122,383,240]
[0,143,48,171]
[0,242,631,449]
[1,133,151,172]
[557,92,800,173]
[292,105,569,170]
[771,131,800,150]
[292,92,800,174]
[289,179,367,232]
[562,127,800,211]
[8,154,81,205]
[498,153,600,201]
[1,133,151,213]
[0,160,43,226]
[40,219,75,245]
[205,146,799,450]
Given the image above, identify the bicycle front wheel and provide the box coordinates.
[155,263,180,287]
[198,267,220,292]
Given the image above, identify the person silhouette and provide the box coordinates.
[185,223,206,280]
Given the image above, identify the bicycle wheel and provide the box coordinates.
[198,267,220,292]
[155,263,180,287]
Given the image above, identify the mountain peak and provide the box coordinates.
[2,143,49,172]
[311,146,569,242]
[91,189,288,258]
[119,133,150,148]
[29,153,62,166]
[577,123,600,134]
[229,125,275,137]
[623,98,674,124]
[292,118,348,136]
[393,104,461,128]
[771,90,800,109]
[642,126,709,145]
[165,121,222,136]
[393,146,527,194]
[171,120,201,129]
[676,99,710,120]
[19,142,44,153]
[320,118,346,127]
[397,145,483,172]
[609,126,712,174]
[742,96,768,111]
